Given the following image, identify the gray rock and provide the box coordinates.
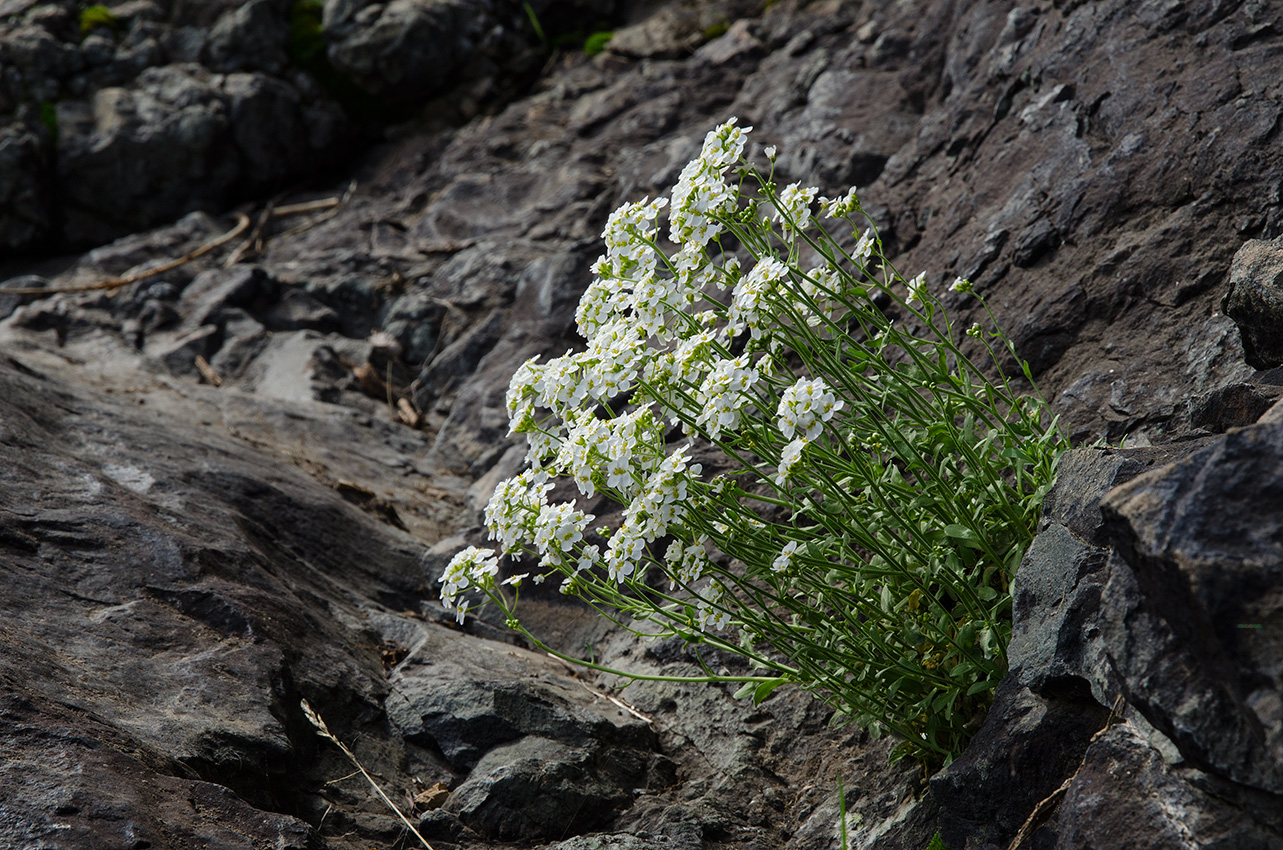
[0,123,54,250]
[929,677,1108,850]
[0,274,45,320]
[1057,721,1283,850]
[1223,235,1283,369]
[0,350,439,848]
[444,735,653,840]
[261,288,341,333]
[1100,422,1283,795]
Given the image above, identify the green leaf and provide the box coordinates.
[943,524,981,547]
[753,677,788,704]
[733,682,756,700]
[925,831,952,850]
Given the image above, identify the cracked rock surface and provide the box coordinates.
[4,1,1283,848]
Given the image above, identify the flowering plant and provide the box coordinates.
[440,120,1067,766]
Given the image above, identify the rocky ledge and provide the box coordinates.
[3,1,1283,848]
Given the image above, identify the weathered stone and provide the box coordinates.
[444,735,655,841]
[1223,235,1283,369]
[929,678,1108,850]
[1100,422,1283,795]
[1057,721,1283,850]
[0,123,54,250]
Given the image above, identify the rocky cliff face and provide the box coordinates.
[2,1,1282,848]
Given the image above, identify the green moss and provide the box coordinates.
[582,30,613,56]
[703,21,730,40]
[79,4,119,37]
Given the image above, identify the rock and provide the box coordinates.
[0,350,439,849]
[0,123,55,251]
[323,0,493,106]
[261,288,341,333]
[55,65,346,245]
[1057,721,1283,850]
[0,4,351,252]
[929,677,1108,850]
[0,691,316,850]
[1223,235,1283,369]
[444,735,654,841]
[1100,422,1283,795]
[1187,381,1283,433]
[0,274,45,320]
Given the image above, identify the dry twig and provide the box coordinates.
[1,214,252,297]
[301,699,436,850]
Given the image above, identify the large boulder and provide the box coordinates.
[1223,235,1283,369]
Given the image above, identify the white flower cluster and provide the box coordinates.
[773,377,843,487]
[820,186,861,219]
[777,377,843,441]
[728,257,788,340]
[774,183,817,233]
[695,354,761,438]
[607,446,702,582]
[670,119,751,247]
[439,546,499,621]
[443,119,861,635]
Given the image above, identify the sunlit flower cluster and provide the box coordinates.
[439,546,499,621]
[777,377,843,442]
[670,119,751,247]
[438,117,1066,768]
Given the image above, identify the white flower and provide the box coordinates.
[665,538,710,588]
[820,186,860,218]
[695,582,732,631]
[853,230,876,265]
[670,118,751,247]
[533,502,595,567]
[695,355,762,438]
[485,470,551,550]
[775,438,808,486]
[772,540,799,573]
[764,145,777,159]
[439,546,500,615]
[600,196,667,279]
[728,257,788,339]
[906,272,928,305]
[773,182,817,233]
[950,276,972,293]
[777,377,844,442]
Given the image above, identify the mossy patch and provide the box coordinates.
[79,4,120,37]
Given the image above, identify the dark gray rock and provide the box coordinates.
[0,274,45,319]
[0,122,55,251]
[1188,381,1283,433]
[445,735,655,841]
[1100,423,1283,795]
[387,627,656,771]
[0,350,444,849]
[323,0,498,106]
[1057,722,1283,850]
[261,289,341,333]
[930,678,1108,850]
[1223,235,1283,369]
